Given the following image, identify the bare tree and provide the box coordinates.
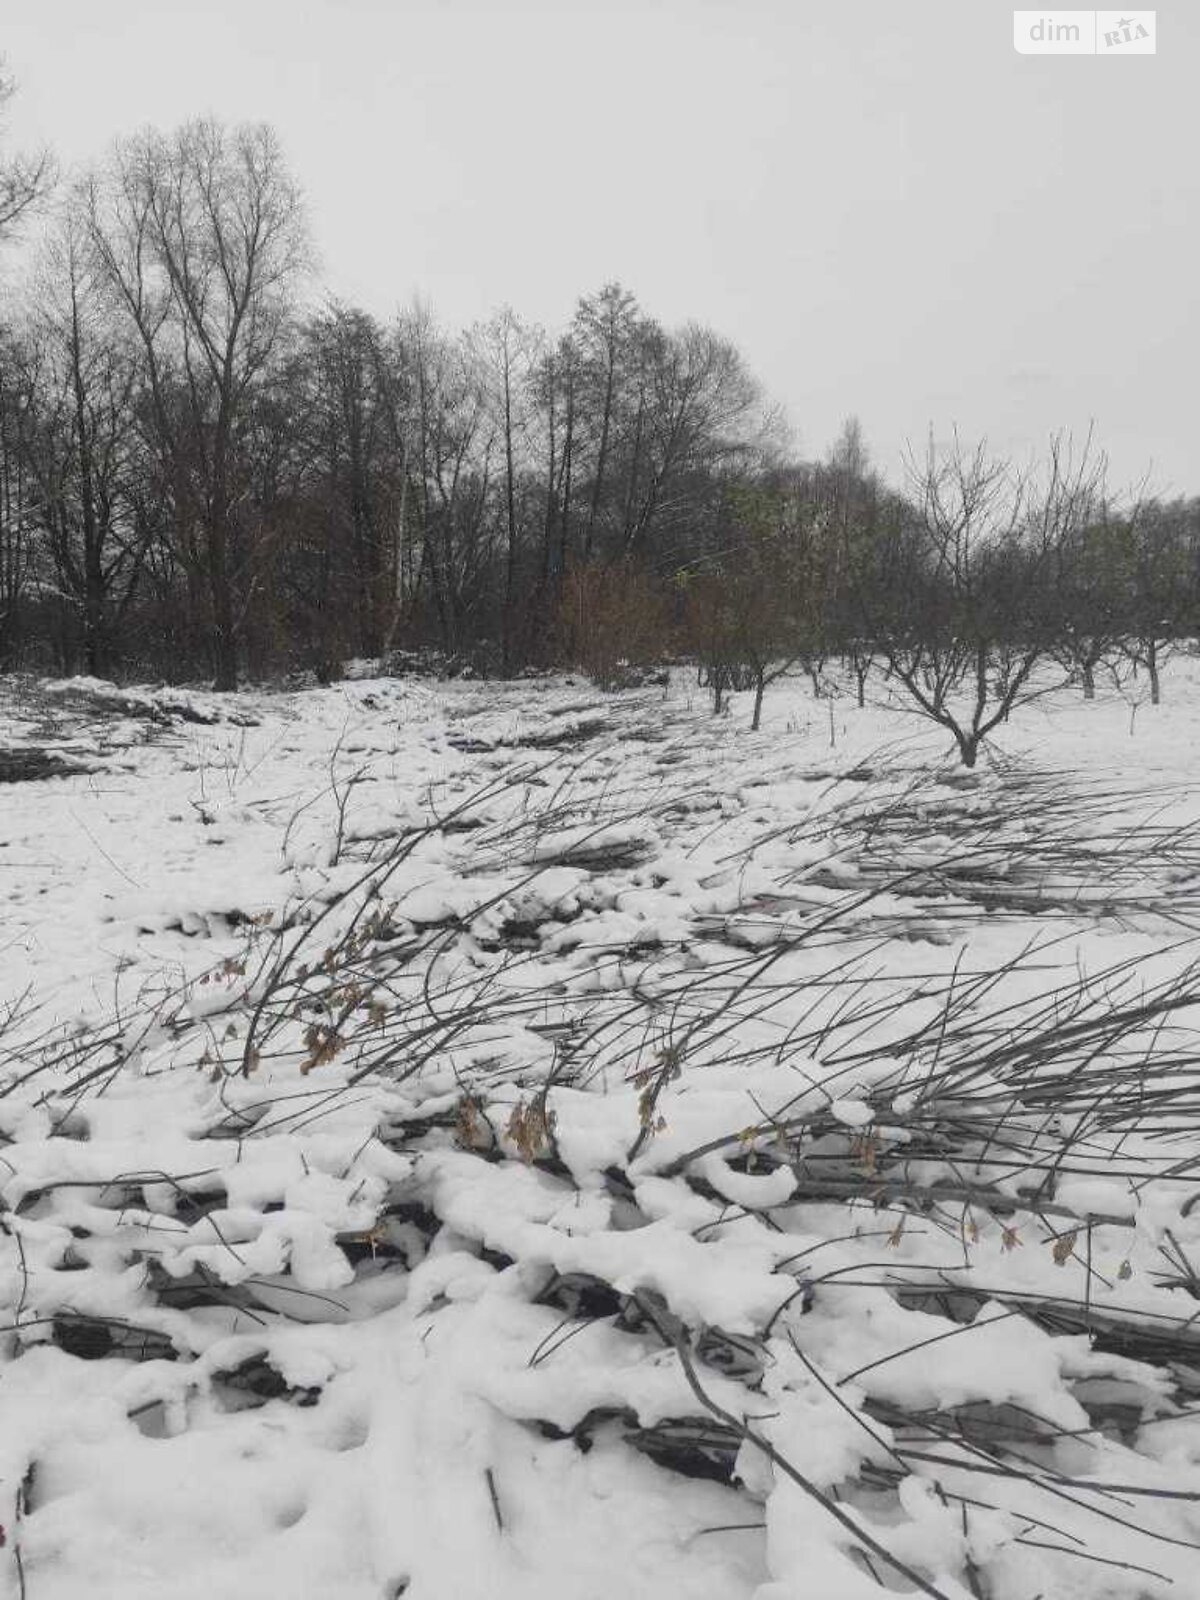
[573,282,641,564]
[476,306,541,672]
[819,418,887,704]
[86,118,309,688]
[873,432,1102,766]
[0,328,41,664]
[286,304,407,671]
[624,323,765,559]
[527,330,580,655]
[1114,496,1196,704]
[682,481,819,728]
[16,204,148,674]
[403,304,496,657]
[1051,499,1130,698]
[0,63,54,242]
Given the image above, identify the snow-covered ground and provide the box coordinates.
[3,662,1200,1600]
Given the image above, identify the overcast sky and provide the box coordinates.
[3,0,1195,493]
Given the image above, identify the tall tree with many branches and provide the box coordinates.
[85,118,309,689]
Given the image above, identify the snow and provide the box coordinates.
[2,661,1200,1598]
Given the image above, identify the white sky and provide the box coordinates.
[3,0,1196,493]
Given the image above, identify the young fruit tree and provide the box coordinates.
[1113,495,1199,704]
[868,431,1103,766]
[1050,503,1133,699]
[680,482,818,729]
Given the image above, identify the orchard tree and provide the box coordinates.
[872,431,1101,767]
[1051,503,1130,699]
[1115,496,1197,704]
[816,418,894,705]
[679,480,817,728]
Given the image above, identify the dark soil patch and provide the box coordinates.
[0,747,94,783]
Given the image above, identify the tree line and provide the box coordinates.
[1,95,1197,755]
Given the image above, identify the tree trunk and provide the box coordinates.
[69,281,107,678]
[502,350,519,676]
[1081,660,1095,699]
[752,674,765,731]
[208,522,238,691]
[584,359,615,565]
[558,387,574,584]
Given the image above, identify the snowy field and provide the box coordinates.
[3,662,1200,1600]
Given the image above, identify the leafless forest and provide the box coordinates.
[0,86,1196,761]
